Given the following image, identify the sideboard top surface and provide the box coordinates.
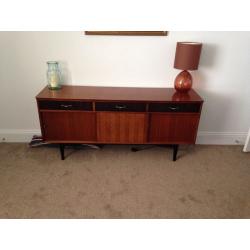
[36,85,203,102]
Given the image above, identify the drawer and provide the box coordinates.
[148,103,201,113]
[95,102,146,112]
[39,100,92,110]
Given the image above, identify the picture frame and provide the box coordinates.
[85,31,168,36]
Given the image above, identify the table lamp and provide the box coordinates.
[174,42,202,92]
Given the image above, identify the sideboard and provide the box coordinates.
[36,85,203,161]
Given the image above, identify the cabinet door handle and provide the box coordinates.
[60,104,73,108]
[168,106,179,110]
[115,105,127,110]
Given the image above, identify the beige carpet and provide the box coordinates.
[0,143,249,218]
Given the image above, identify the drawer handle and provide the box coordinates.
[168,106,179,110]
[60,104,73,108]
[115,105,127,110]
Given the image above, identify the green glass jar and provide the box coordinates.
[47,61,61,90]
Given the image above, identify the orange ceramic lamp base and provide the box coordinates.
[174,70,193,93]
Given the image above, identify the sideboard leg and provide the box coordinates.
[173,144,179,161]
[131,145,154,152]
[59,144,65,160]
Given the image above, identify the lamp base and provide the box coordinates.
[174,70,192,93]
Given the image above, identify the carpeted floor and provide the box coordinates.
[0,143,249,218]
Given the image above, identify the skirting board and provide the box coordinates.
[0,129,41,143]
[0,129,247,145]
[196,132,247,145]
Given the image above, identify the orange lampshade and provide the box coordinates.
[174,42,202,70]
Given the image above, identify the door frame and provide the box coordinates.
[243,128,250,152]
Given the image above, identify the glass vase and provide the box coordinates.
[47,61,61,90]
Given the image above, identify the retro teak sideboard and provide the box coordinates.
[36,85,203,161]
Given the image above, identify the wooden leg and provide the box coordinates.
[131,145,154,152]
[59,144,65,160]
[173,144,179,161]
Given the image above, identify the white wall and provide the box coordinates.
[0,31,249,144]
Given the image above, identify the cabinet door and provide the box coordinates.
[97,112,148,143]
[41,111,96,142]
[149,113,200,144]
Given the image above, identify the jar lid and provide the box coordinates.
[47,61,58,64]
